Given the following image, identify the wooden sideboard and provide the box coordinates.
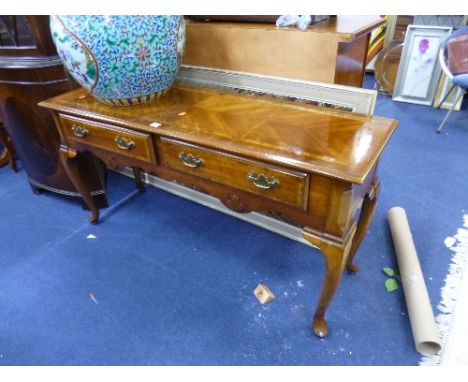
[183,16,386,87]
[40,84,397,338]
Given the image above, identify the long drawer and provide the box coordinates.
[158,137,309,209]
[59,114,155,163]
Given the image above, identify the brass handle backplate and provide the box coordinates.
[247,172,280,189]
[71,125,89,138]
[115,136,135,150]
[178,152,204,168]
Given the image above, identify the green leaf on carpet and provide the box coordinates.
[382,267,395,277]
[385,278,399,292]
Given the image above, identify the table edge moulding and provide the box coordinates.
[39,83,398,338]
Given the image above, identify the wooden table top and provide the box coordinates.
[40,85,398,184]
[185,16,386,42]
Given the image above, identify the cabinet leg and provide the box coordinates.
[0,128,18,172]
[346,179,380,274]
[29,182,44,195]
[59,147,100,224]
[309,239,351,338]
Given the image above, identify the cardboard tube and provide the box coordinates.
[387,207,441,356]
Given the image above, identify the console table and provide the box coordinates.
[39,85,397,338]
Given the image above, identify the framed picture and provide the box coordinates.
[393,25,452,105]
[177,65,377,115]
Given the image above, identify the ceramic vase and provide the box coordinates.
[50,15,185,106]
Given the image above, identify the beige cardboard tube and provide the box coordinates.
[387,207,441,356]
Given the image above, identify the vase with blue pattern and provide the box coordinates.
[50,15,185,106]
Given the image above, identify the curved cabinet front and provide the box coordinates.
[0,55,107,206]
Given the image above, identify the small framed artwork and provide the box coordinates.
[393,25,452,105]
[177,65,377,115]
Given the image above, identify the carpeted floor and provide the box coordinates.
[0,75,467,365]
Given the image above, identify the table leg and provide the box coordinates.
[132,167,145,191]
[59,146,100,224]
[304,235,351,338]
[346,179,381,274]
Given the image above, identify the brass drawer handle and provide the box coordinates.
[178,152,204,168]
[71,125,89,138]
[247,172,280,189]
[115,136,135,150]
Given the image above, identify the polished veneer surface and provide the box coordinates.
[40,84,398,338]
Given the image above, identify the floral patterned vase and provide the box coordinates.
[50,15,185,106]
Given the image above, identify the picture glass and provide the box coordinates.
[401,34,441,98]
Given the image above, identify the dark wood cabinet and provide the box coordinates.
[0,16,107,207]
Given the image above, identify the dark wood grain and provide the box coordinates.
[0,15,107,207]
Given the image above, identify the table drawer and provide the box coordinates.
[60,114,155,163]
[158,137,309,209]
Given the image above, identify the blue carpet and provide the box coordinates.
[0,75,467,365]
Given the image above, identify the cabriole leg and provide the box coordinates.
[346,179,380,274]
[314,240,350,338]
[59,147,99,224]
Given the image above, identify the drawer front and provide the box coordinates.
[60,114,155,163]
[158,138,309,209]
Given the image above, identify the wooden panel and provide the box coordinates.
[158,137,309,209]
[183,17,385,85]
[335,34,370,87]
[183,20,338,83]
[60,114,155,164]
[0,15,57,57]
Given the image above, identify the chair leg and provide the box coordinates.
[437,90,466,134]
[436,84,456,109]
